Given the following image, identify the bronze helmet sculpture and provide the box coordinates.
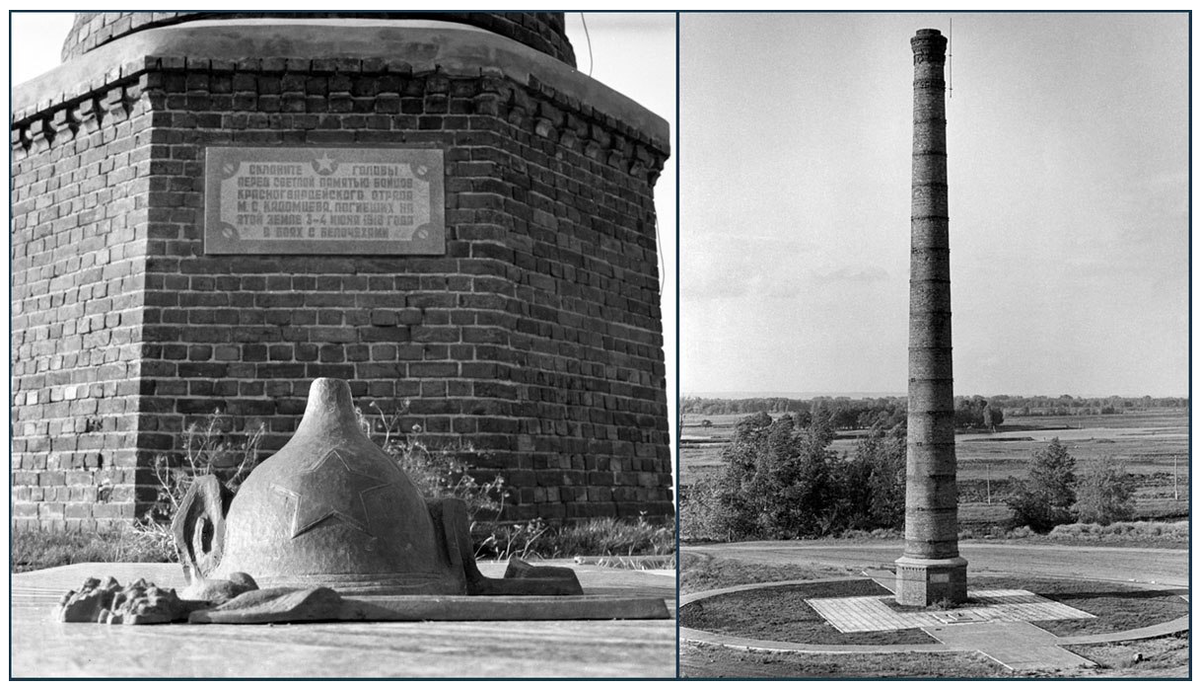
[173,378,580,596]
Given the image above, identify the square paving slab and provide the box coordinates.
[807,589,1094,633]
[12,561,675,678]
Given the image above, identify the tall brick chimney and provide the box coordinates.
[894,28,968,606]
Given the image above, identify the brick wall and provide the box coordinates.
[11,80,154,530]
[12,48,672,529]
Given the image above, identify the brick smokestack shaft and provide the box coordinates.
[895,28,968,607]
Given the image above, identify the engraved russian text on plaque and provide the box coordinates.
[204,146,445,255]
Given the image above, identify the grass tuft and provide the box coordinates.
[476,515,675,560]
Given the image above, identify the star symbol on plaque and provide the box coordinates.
[313,152,337,175]
[271,448,393,539]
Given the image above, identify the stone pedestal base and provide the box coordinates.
[894,556,968,607]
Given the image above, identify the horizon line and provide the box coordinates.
[683,391,1189,400]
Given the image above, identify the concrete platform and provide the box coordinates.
[12,561,676,678]
[680,573,1188,673]
[925,621,1096,671]
[808,589,1094,633]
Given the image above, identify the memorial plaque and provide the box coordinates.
[204,146,445,255]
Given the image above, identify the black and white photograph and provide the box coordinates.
[9,10,677,678]
[677,11,1189,678]
[7,7,1196,682]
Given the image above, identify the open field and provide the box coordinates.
[680,408,1189,524]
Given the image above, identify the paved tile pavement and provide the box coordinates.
[925,621,1096,671]
[808,589,1094,633]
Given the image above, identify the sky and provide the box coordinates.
[681,12,1189,398]
[6,11,680,424]
[4,10,1193,403]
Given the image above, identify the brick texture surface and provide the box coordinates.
[12,42,671,530]
[62,12,576,67]
[11,79,151,530]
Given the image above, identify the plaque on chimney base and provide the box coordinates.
[204,146,445,255]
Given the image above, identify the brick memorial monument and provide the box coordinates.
[11,12,673,532]
[894,28,969,606]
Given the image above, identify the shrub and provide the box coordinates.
[359,403,509,549]
[680,474,735,542]
[474,518,551,560]
[1047,520,1188,541]
[1073,455,1136,525]
[364,405,508,523]
[146,411,265,523]
[834,425,906,532]
[135,412,265,557]
[681,413,906,542]
[1005,438,1077,533]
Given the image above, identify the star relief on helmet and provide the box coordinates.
[270,448,395,539]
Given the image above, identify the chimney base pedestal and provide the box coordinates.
[894,556,968,607]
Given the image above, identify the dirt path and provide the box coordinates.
[686,540,1188,586]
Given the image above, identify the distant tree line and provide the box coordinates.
[683,396,900,421]
[683,394,1188,426]
[682,397,905,431]
[996,394,1188,416]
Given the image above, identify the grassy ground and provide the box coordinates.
[528,517,674,558]
[10,526,174,573]
[1067,633,1191,677]
[576,554,675,571]
[681,579,935,645]
[682,635,1191,678]
[474,517,675,561]
[958,519,1190,547]
[681,642,1005,678]
[13,518,675,573]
